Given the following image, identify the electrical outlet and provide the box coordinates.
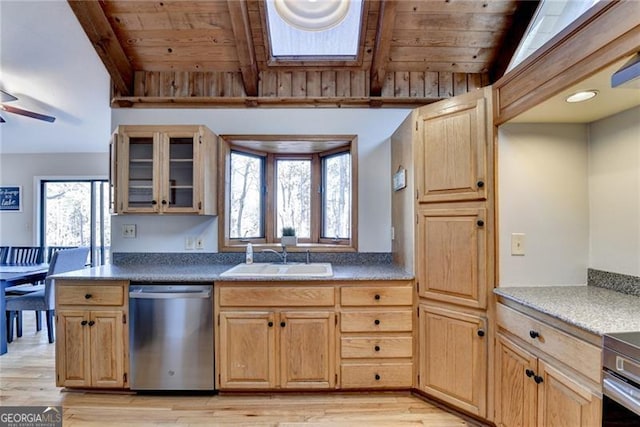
[511,233,526,256]
[195,237,204,250]
[185,236,195,250]
[122,224,137,238]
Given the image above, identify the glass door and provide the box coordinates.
[162,131,199,213]
[125,133,157,212]
[40,180,110,266]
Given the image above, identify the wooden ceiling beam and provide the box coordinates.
[370,0,397,96]
[67,1,133,96]
[227,0,259,96]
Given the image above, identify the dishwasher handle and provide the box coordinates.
[129,289,211,299]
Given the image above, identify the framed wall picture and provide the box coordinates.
[0,186,22,212]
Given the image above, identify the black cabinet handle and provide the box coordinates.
[529,330,540,339]
[268,321,274,327]
[525,369,534,378]
[161,200,167,205]
[477,219,485,227]
[477,180,485,188]
[534,375,544,384]
[85,294,92,299]
[374,374,381,381]
[374,319,380,325]
[280,321,286,327]
[374,294,381,300]
[374,345,381,352]
[88,320,95,327]
[477,329,485,337]
[81,320,88,326]
[151,200,157,205]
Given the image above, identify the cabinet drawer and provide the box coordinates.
[219,286,334,307]
[341,336,413,358]
[57,284,124,306]
[341,363,412,388]
[341,286,412,306]
[496,304,601,383]
[341,311,412,332]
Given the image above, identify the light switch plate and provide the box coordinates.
[185,236,195,250]
[122,224,136,238]
[511,233,525,256]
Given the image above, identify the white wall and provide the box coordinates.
[0,153,108,244]
[588,106,640,276]
[498,124,589,286]
[110,108,411,253]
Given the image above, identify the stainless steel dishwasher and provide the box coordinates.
[129,283,214,390]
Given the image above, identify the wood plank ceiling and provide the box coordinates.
[68,0,539,108]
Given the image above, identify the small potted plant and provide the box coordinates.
[281,227,297,247]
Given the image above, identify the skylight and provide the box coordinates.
[265,0,363,59]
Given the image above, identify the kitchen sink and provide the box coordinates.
[219,262,333,278]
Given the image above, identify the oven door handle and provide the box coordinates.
[603,373,640,416]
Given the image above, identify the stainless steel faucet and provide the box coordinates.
[262,247,288,264]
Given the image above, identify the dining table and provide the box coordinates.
[0,264,49,355]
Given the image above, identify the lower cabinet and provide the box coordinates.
[218,310,335,389]
[418,304,487,417]
[55,280,128,389]
[56,310,125,388]
[495,303,602,426]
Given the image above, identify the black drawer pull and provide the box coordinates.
[374,294,381,300]
[477,180,485,188]
[477,329,485,337]
[374,374,381,381]
[161,200,167,205]
[529,330,540,339]
[268,321,273,327]
[280,321,286,327]
[374,319,380,325]
[374,345,380,352]
[525,369,534,378]
[81,320,88,326]
[477,219,484,227]
[534,375,544,384]
[85,294,92,299]
[88,320,95,327]
[151,200,157,205]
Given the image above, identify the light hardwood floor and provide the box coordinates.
[0,314,476,426]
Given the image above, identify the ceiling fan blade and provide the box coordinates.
[0,90,18,103]
[0,104,56,123]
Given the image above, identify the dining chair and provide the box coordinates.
[6,247,89,344]
[7,246,44,264]
[0,246,9,265]
[46,246,78,263]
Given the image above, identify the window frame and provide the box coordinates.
[219,135,358,252]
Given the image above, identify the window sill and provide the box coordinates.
[221,243,357,253]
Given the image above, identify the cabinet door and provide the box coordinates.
[118,128,160,213]
[419,305,487,417]
[415,87,490,203]
[89,311,125,388]
[159,129,201,213]
[537,360,601,427]
[279,311,336,389]
[56,311,91,387]
[495,334,537,427]
[417,207,487,308]
[219,311,276,389]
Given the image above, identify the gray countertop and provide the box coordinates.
[494,286,640,336]
[52,263,414,282]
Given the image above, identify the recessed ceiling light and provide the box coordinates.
[565,90,599,103]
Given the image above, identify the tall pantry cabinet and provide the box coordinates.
[410,87,495,419]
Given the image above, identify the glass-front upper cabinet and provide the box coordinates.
[112,125,218,215]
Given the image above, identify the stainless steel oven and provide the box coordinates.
[602,332,640,426]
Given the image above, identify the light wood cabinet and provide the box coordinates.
[414,89,489,203]
[339,282,413,389]
[494,303,602,427]
[216,284,336,390]
[112,125,217,214]
[55,280,128,389]
[418,304,487,417]
[416,207,487,309]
